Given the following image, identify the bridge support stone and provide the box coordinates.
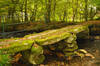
[22,43,45,64]
[63,34,78,57]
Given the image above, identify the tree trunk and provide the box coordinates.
[90,7,97,20]
[63,6,67,22]
[72,10,75,22]
[72,0,78,22]
[25,0,28,22]
[45,0,51,23]
[30,4,37,22]
[53,0,56,21]
[11,0,16,22]
[84,0,88,21]
[72,0,75,22]
[0,16,1,23]
[20,2,24,22]
[11,7,15,22]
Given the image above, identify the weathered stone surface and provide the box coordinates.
[22,44,45,65]
[0,25,88,54]
[0,25,88,64]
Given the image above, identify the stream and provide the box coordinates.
[77,39,100,66]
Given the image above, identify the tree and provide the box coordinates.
[24,0,28,22]
[90,0,100,19]
[84,0,88,21]
[0,0,100,23]
[45,0,52,23]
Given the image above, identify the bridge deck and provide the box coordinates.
[0,20,100,54]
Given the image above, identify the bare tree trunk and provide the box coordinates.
[80,13,82,22]
[72,0,78,22]
[11,6,15,22]
[72,0,75,22]
[72,9,75,22]
[45,0,51,23]
[84,0,88,21]
[53,0,56,21]
[89,7,97,20]
[25,0,28,22]
[30,4,37,22]
[0,16,1,23]
[75,0,78,22]
[11,0,17,22]
[63,5,67,22]
[20,2,24,22]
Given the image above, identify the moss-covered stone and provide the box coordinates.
[31,44,43,54]
[21,43,45,64]
[29,54,45,64]
[0,25,88,54]
[63,43,78,52]
[64,52,75,57]
[0,24,89,64]
[0,39,33,54]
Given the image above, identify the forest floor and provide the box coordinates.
[12,38,100,66]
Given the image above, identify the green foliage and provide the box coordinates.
[0,0,11,15]
[0,0,99,22]
[91,0,100,7]
[0,54,11,66]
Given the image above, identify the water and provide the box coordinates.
[78,39,100,66]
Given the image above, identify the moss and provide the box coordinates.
[22,50,45,64]
[63,43,78,52]
[0,25,88,55]
[0,39,6,42]
[0,39,33,54]
[31,44,43,54]
[64,34,77,43]
[64,52,75,57]
[0,54,11,66]
[29,54,45,64]
[71,26,88,33]
[0,24,90,65]
[35,32,71,45]
[67,43,75,48]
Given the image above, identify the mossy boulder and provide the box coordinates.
[21,43,45,64]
